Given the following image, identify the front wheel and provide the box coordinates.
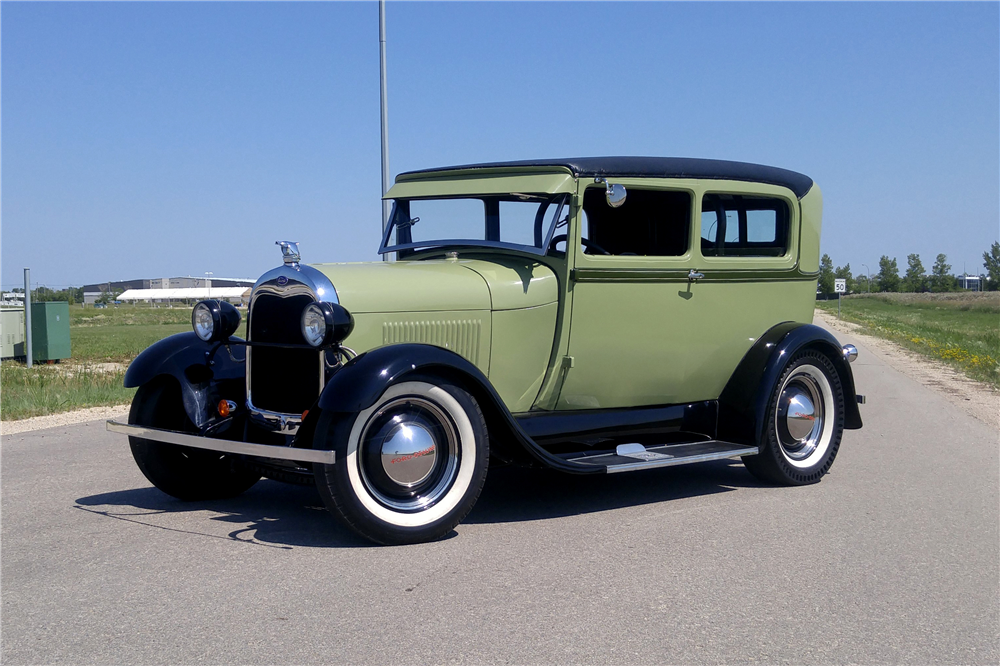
[128,379,260,500]
[313,379,489,545]
[743,350,845,486]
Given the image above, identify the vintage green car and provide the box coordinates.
[109,157,864,545]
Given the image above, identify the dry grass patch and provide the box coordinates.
[817,292,1000,388]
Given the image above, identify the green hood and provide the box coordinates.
[310,260,489,314]
[309,257,557,314]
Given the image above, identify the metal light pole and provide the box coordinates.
[23,268,32,368]
[379,0,391,262]
[862,263,870,293]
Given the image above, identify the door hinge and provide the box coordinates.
[561,355,575,369]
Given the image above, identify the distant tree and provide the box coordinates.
[32,286,58,302]
[930,253,956,292]
[984,241,1000,291]
[818,254,835,297]
[902,253,926,293]
[834,263,854,294]
[31,286,79,303]
[854,272,873,293]
[876,255,900,292]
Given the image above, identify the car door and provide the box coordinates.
[556,179,809,410]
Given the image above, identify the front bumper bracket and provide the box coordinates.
[106,420,335,465]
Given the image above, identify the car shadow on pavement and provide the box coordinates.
[465,459,765,524]
[74,480,369,550]
[74,460,765,547]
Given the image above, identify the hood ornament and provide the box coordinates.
[276,241,301,268]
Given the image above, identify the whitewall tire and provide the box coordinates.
[743,350,845,486]
[313,379,489,545]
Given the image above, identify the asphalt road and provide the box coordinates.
[3,331,998,665]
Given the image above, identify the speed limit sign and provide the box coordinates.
[834,278,847,294]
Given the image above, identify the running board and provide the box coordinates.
[564,441,757,474]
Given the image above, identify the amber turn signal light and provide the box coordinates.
[217,400,231,418]
[301,409,309,421]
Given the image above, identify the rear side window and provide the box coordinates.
[582,188,691,256]
[701,194,789,257]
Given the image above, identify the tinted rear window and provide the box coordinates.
[701,194,789,257]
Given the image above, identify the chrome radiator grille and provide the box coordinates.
[248,293,321,415]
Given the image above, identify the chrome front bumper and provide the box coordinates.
[106,420,335,465]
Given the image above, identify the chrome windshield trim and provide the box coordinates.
[106,420,335,465]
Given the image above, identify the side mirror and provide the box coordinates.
[595,177,627,208]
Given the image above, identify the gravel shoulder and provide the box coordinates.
[1,405,129,436]
[3,312,997,435]
[814,309,999,431]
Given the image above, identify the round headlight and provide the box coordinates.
[192,302,216,341]
[300,302,354,348]
[301,303,328,347]
[191,300,241,343]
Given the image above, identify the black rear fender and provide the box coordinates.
[124,332,246,429]
[718,322,863,446]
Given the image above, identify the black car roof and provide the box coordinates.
[399,156,814,199]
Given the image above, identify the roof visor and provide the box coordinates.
[385,172,576,200]
[397,157,814,199]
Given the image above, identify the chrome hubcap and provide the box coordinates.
[776,372,825,462]
[380,423,437,487]
[358,396,459,512]
[784,390,816,442]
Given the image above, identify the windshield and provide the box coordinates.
[379,194,569,257]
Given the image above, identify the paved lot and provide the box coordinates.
[3,330,998,664]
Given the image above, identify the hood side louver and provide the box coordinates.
[382,320,482,365]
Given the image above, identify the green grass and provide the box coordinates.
[71,305,195,329]
[71,324,193,363]
[817,292,1000,388]
[2,303,247,421]
[1,363,134,420]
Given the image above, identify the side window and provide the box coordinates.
[701,194,789,257]
[581,188,690,256]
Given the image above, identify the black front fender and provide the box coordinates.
[124,332,246,428]
[317,344,601,474]
[718,322,863,447]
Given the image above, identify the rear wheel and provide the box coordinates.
[313,379,489,545]
[128,379,260,500]
[743,350,845,485]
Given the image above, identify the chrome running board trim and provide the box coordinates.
[566,440,757,474]
[106,420,335,465]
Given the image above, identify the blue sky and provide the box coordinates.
[2,1,998,290]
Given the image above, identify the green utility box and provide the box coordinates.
[30,301,71,362]
[1,308,26,359]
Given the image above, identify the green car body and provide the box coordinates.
[312,164,823,413]
[113,157,862,546]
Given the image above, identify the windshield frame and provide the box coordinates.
[378,193,569,257]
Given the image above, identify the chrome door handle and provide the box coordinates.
[688,269,705,282]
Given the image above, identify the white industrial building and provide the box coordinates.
[83,277,255,305]
[116,287,251,305]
